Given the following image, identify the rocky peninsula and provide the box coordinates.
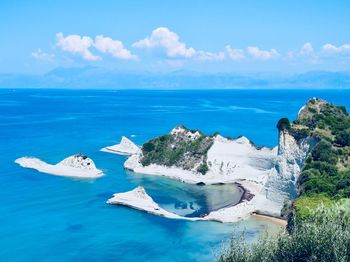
[108,98,350,223]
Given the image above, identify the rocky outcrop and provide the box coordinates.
[15,154,103,178]
[101,136,140,155]
[117,98,349,221]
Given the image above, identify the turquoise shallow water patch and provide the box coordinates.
[126,172,243,217]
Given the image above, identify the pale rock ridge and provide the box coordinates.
[107,186,258,223]
[15,154,103,178]
[101,136,140,155]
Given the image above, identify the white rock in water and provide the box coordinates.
[107,186,186,219]
[101,136,140,155]
[15,154,103,179]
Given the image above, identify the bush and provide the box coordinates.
[218,201,350,262]
[277,118,291,131]
[311,141,338,165]
[142,141,155,152]
[197,162,209,175]
[335,130,350,147]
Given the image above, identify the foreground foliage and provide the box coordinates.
[219,201,350,262]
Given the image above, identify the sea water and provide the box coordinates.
[1,89,349,262]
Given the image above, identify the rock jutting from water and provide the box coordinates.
[15,153,103,178]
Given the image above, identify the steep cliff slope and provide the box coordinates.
[276,98,350,218]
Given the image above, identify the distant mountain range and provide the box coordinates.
[1,67,350,89]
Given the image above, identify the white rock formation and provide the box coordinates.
[107,186,262,223]
[15,154,103,178]
[101,136,140,155]
[115,100,324,222]
[107,186,188,220]
[265,129,318,206]
[125,135,276,185]
[122,134,285,220]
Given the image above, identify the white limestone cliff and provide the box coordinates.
[264,129,318,207]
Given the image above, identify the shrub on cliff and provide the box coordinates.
[197,163,209,175]
[277,118,291,131]
[335,130,350,147]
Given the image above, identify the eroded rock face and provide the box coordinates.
[58,154,97,170]
[266,130,318,204]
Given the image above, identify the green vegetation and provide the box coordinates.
[197,163,209,175]
[292,194,333,220]
[219,201,350,262]
[140,126,213,173]
[336,130,350,147]
[277,118,291,131]
[296,102,350,198]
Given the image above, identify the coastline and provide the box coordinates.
[252,213,287,226]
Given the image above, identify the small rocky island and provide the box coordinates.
[108,98,350,222]
[15,153,103,178]
[101,136,140,155]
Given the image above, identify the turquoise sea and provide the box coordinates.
[1,89,350,262]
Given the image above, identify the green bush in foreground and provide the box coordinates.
[218,200,350,262]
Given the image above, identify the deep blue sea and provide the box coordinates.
[1,89,350,262]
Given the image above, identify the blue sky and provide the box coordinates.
[1,0,350,74]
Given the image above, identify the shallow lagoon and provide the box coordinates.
[127,171,243,217]
[1,89,350,261]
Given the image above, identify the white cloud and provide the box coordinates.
[300,42,314,55]
[94,35,137,60]
[197,51,225,61]
[322,43,350,54]
[225,45,245,60]
[287,42,316,60]
[56,32,100,61]
[31,49,55,62]
[133,27,196,58]
[246,46,280,60]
